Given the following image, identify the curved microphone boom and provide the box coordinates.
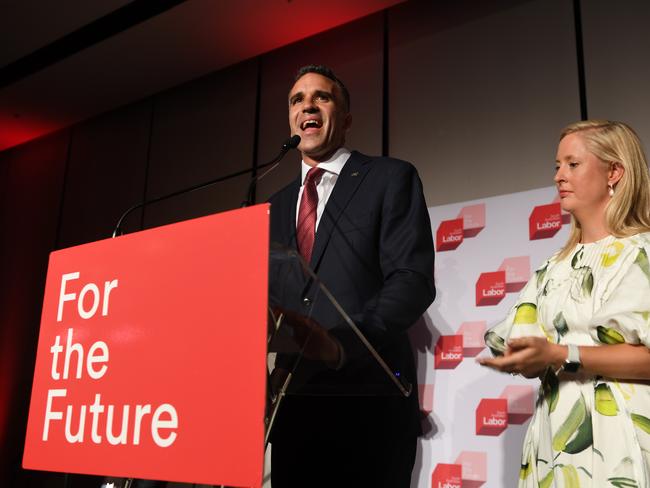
[241,134,301,207]
[112,135,301,237]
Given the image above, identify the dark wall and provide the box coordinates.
[1,0,649,486]
[0,131,70,487]
[390,0,580,205]
[57,100,152,248]
[582,0,650,139]
[143,59,259,228]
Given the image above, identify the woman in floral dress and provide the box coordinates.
[479,120,650,487]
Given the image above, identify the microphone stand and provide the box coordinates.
[241,134,300,207]
[112,135,301,237]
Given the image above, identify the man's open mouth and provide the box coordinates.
[301,119,322,131]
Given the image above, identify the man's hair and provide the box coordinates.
[294,64,351,111]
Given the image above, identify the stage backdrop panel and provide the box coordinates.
[416,185,569,487]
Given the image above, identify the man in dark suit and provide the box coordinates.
[268,65,435,488]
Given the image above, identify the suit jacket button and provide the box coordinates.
[303,297,311,307]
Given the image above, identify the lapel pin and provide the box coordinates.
[350,172,359,177]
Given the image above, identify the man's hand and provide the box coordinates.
[275,307,342,366]
[477,336,564,378]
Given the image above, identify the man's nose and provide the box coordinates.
[302,100,318,113]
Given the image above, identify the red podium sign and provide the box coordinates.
[23,205,269,487]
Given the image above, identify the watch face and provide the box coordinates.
[563,361,580,373]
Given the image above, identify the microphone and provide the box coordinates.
[281,134,301,152]
[112,135,301,237]
[241,135,301,207]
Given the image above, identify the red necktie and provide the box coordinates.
[297,167,325,263]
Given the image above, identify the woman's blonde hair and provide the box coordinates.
[558,119,650,259]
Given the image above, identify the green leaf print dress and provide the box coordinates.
[486,234,650,487]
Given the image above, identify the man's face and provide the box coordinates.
[288,72,351,166]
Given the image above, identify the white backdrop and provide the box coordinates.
[412,185,570,488]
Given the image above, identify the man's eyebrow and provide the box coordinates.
[289,89,334,104]
[313,89,333,99]
[288,91,303,103]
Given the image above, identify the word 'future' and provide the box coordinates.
[43,272,178,447]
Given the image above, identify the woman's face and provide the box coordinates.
[554,132,611,221]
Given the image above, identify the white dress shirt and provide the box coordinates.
[296,147,351,230]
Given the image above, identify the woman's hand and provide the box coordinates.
[478,337,565,378]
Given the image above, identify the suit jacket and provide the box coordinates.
[268,150,435,403]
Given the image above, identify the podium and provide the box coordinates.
[266,241,413,445]
[22,205,411,487]
[23,206,269,487]
[268,242,411,389]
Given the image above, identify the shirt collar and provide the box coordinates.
[300,147,351,184]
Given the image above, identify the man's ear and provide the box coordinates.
[609,161,624,186]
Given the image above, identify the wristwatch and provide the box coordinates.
[562,344,581,373]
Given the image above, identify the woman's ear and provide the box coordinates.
[609,161,624,186]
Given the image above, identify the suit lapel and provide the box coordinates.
[310,151,372,270]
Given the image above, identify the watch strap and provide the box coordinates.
[563,343,581,373]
